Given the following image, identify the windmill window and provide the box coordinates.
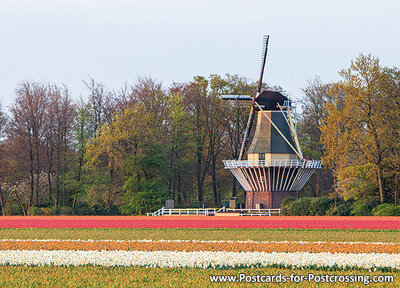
[259,153,265,161]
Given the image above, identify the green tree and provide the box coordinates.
[166,90,191,206]
[67,97,95,212]
[121,144,169,215]
[185,76,211,203]
[84,77,171,212]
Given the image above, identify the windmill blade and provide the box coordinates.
[220,95,255,159]
[257,35,270,93]
[220,95,253,101]
[238,105,256,160]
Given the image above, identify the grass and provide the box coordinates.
[0,266,398,287]
[0,228,399,242]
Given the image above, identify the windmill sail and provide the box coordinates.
[257,35,269,93]
[220,95,253,100]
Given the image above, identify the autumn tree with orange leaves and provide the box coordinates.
[321,54,400,203]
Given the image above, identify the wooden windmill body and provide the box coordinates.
[222,36,321,209]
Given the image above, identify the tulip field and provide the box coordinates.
[1,215,400,229]
[0,216,400,287]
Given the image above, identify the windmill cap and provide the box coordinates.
[255,91,290,110]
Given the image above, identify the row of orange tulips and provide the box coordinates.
[0,239,399,254]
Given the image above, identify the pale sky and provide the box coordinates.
[1,0,399,108]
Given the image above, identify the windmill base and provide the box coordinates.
[245,191,298,209]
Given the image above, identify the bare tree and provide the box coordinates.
[46,84,76,206]
[8,81,48,207]
[300,77,334,197]
[0,104,8,214]
[83,78,115,135]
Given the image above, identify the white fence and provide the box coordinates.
[147,207,281,216]
[147,207,225,216]
[225,208,281,216]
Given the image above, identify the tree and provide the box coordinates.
[218,74,258,198]
[46,84,75,206]
[83,78,115,135]
[8,81,48,207]
[121,144,169,215]
[298,77,334,197]
[184,76,211,203]
[68,97,95,212]
[380,66,400,204]
[85,77,171,211]
[0,104,7,214]
[321,54,398,203]
[165,88,191,205]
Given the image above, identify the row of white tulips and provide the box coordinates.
[0,250,399,269]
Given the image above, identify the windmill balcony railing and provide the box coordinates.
[223,159,322,169]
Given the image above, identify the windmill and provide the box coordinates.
[221,35,321,209]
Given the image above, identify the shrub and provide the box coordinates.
[282,197,312,216]
[281,196,296,208]
[107,205,121,215]
[57,206,73,215]
[74,202,93,215]
[27,206,42,216]
[3,203,24,215]
[325,202,352,216]
[372,203,400,216]
[364,197,381,209]
[350,200,371,216]
[190,202,202,208]
[309,197,334,216]
[41,207,57,216]
[280,196,296,215]
[92,204,108,215]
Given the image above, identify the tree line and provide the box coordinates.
[0,53,399,215]
[0,75,259,215]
